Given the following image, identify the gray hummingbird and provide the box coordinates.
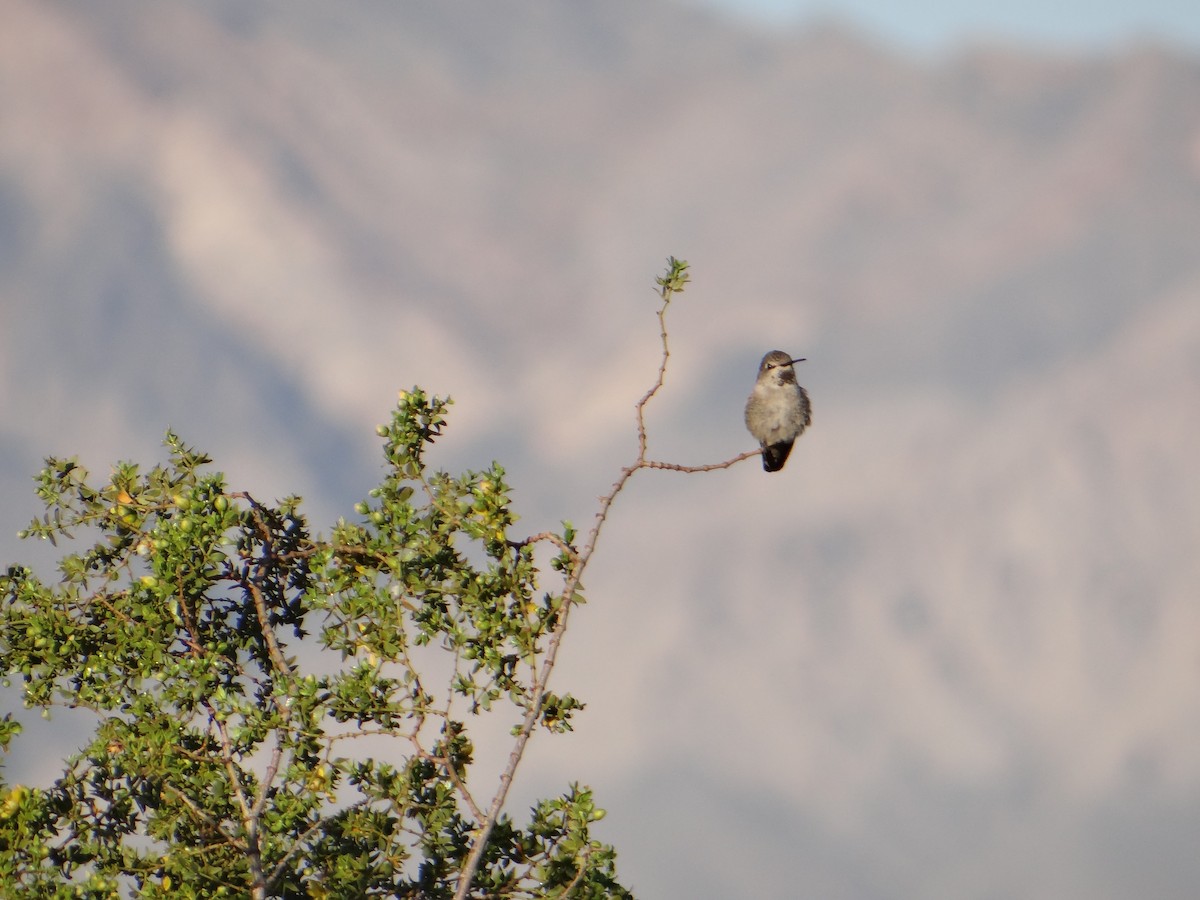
[744,350,811,472]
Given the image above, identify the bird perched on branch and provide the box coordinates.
[744,350,811,472]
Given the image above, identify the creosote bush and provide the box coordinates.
[0,258,740,899]
[0,386,623,898]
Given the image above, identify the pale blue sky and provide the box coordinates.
[695,0,1200,52]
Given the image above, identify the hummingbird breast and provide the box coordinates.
[744,382,810,444]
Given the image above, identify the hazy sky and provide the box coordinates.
[697,0,1200,51]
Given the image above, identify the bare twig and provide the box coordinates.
[453,259,756,897]
[634,279,674,458]
[506,531,578,560]
[642,450,762,472]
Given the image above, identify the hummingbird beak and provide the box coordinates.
[789,358,806,365]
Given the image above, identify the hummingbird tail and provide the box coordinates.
[762,441,793,472]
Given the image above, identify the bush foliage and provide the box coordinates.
[0,387,627,898]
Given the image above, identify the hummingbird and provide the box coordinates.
[744,350,811,472]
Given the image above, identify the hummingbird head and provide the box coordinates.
[758,350,806,383]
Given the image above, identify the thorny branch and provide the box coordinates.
[454,258,760,897]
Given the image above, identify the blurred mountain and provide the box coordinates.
[3,1,1199,897]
